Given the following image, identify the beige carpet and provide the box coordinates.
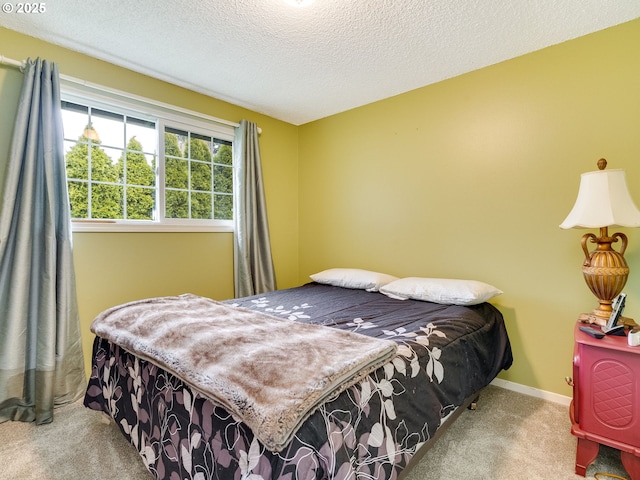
[404,385,629,480]
[0,385,631,480]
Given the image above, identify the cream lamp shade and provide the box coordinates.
[560,168,640,229]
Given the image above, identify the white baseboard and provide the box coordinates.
[490,378,572,406]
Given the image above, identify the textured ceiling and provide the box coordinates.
[2,1,639,125]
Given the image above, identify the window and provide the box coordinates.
[60,86,235,232]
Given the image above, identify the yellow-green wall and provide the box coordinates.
[298,18,640,395]
[0,27,300,378]
[1,19,639,396]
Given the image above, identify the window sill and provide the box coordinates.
[71,220,234,233]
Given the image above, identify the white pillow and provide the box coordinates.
[379,277,503,305]
[310,268,398,292]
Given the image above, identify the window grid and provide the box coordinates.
[61,97,234,231]
[163,127,233,222]
[63,102,158,222]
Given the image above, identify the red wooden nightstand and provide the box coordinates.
[570,322,640,479]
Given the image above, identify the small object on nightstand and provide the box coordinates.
[579,325,605,339]
[629,328,640,347]
[604,326,626,336]
[603,294,627,336]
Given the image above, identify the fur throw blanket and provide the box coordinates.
[90,294,397,452]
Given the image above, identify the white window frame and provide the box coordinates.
[61,78,236,233]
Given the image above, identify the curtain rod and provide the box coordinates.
[0,53,261,133]
[0,54,24,69]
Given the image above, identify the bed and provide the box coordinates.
[84,278,512,480]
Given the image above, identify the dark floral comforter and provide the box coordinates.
[84,283,512,480]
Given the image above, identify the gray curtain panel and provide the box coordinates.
[233,120,277,297]
[0,58,85,425]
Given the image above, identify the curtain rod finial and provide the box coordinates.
[0,54,24,69]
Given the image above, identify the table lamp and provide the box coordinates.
[560,158,640,326]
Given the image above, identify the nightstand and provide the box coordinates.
[570,322,640,479]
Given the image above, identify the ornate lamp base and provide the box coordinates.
[578,313,636,328]
[579,228,629,326]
